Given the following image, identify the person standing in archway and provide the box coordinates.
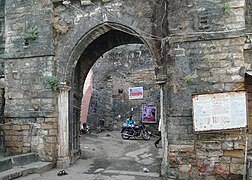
[154,118,162,147]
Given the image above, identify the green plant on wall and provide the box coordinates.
[184,75,194,84]
[45,76,60,91]
[223,6,231,13]
[25,26,38,41]
[223,4,231,14]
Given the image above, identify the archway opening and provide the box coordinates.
[66,24,162,175]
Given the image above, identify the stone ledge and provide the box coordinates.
[170,29,246,43]
[4,111,57,118]
[0,161,53,180]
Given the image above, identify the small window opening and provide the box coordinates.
[198,10,211,31]
[24,39,29,46]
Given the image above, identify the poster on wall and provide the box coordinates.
[142,105,157,123]
[193,91,247,132]
[129,87,143,100]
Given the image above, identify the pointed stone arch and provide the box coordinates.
[55,22,159,166]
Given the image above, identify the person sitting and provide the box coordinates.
[126,115,135,127]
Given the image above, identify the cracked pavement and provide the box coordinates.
[18,130,164,180]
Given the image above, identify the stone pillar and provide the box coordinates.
[157,82,168,176]
[57,82,71,168]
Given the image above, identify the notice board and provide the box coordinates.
[192,91,247,132]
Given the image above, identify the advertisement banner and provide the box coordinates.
[129,87,143,100]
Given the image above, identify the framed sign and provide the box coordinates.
[193,91,247,132]
[142,105,157,123]
[129,87,143,100]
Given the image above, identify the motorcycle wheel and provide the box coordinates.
[142,130,150,140]
[121,129,130,140]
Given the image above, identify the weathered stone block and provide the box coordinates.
[22,136,31,143]
[80,0,92,6]
[178,164,191,179]
[2,124,12,130]
[13,125,21,131]
[42,123,57,129]
[206,142,222,150]
[36,118,45,123]
[46,136,57,143]
[45,117,57,123]
[12,136,22,142]
[223,150,244,158]
[208,150,224,157]
[23,143,31,147]
[49,129,57,136]
[230,164,244,174]
[219,157,231,163]
[231,157,244,164]
[4,134,12,140]
[233,142,245,149]
[169,145,194,152]
[197,163,207,173]
[213,163,230,175]
[22,146,31,153]
[222,141,234,150]
[21,125,30,130]
[205,176,216,180]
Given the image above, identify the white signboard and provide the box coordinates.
[128,87,143,100]
[193,91,247,132]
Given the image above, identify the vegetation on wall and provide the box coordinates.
[25,26,38,41]
[184,75,194,84]
[223,4,231,14]
[45,76,60,91]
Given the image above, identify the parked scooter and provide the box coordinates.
[121,121,150,140]
[80,123,90,134]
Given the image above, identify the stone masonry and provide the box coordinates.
[1,0,252,179]
[87,44,159,132]
[164,0,251,179]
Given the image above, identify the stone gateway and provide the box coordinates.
[1,0,252,179]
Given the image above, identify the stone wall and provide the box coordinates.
[168,0,245,34]
[165,35,249,179]
[2,56,58,161]
[2,0,163,163]
[1,0,252,178]
[88,44,160,132]
[0,0,5,76]
[3,0,57,161]
[161,0,252,178]
[2,116,58,162]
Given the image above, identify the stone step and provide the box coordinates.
[0,161,53,180]
[0,153,38,172]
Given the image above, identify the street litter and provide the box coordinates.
[57,170,68,176]
[143,167,149,173]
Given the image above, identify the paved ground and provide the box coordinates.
[18,130,164,180]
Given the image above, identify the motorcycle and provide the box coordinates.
[121,122,151,140]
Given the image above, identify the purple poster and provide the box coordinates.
[142,105,157,123]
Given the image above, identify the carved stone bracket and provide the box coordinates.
[155,66,167,84]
